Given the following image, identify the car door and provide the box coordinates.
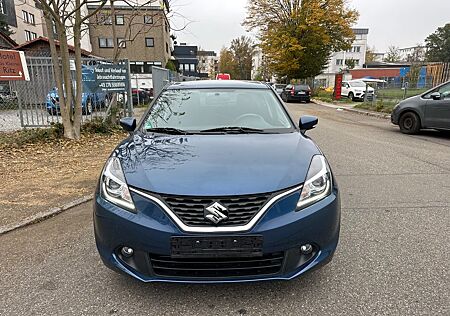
[341,82,349,97]
[424,82,450,129]
[283,85,292,99]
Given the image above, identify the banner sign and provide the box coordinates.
[0,50,30,81]
[334,73,343,100]
[83,63,129,93]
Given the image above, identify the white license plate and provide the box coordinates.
[298,91,306,95]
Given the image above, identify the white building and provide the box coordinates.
[197,50,218,78]
[251,47,263,80]
[315,28,369,88]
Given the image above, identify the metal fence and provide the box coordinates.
[0,56,132,132]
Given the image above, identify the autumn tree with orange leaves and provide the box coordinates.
[244,0,358,80]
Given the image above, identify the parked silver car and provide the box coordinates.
[391,81,450,134]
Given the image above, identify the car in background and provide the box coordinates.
[341,80,374,101]
[132,88,153,105]
[46,88,110,115]
[216,73,231,80]
[94,80,340,283]
[281,84,311,103]
[391,80,450,134]
[272,83,287,96]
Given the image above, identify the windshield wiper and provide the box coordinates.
[199,126,266,134]
[145,127,190,135]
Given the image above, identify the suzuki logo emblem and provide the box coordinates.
[204,202,228,224]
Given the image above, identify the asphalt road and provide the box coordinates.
[1,103,449,315]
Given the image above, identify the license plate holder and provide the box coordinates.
[171,235,263,258]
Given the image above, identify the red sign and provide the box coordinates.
[216,73,231,80]
[0,50,29,81]
[334,73,343,100]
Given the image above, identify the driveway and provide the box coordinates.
[1,102,449,315]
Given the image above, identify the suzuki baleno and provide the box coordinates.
[94,80,340,283]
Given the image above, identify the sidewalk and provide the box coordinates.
[312,99,391,120]
[0,108,149,235]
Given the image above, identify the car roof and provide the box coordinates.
[166,80,270,90]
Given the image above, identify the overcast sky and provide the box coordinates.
[171,0,450,53]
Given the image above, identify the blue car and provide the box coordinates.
[94,80,340,283]
[46,66,110,115]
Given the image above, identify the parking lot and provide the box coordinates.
[0,102,449,315]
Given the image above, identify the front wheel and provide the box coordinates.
[348,92,355,101]
[399,112,420,134]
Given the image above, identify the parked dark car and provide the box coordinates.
[132,88,153,105]
[391,80,450,134]
[281,84,311,103]
[94,80,340,283]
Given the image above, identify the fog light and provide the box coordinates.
[121,246,134,258]
[300,244,313,255]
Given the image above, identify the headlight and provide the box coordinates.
[101,157,135,211]
[297,155,332,210]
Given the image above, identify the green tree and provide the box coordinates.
[365,46,376,63]
[218,47,237,78]
[0,13,13,36]
[230,36,256,80]
[384,46,401,62]
[243,0,358,80]
[425,23,450,62]
[345,58,356,70]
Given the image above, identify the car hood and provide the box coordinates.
[114,132,320,196]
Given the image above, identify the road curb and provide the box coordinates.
[0,195,93,236]
[312,99,391,120]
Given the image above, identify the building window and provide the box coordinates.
[145,37,154,47]
[117,38,126,48]
[115,14,124,25]
[166,42,169,54]
[144,15,153,24]
[22,11,29,23]
[130,61,163,74]
[0,1,4,14]
[97,13,112,25]
[352,46,361,53]
[354,59,360,66]
[336,59,343,66]
[189,64,195,72]
[29,13,35,25]
[99,37,114,48]
[25,30,37,42]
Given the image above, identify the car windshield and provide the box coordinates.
[349,81,366,87]
[275,84,286,89]
[143,88,293,133]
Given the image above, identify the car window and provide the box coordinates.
[295,85,310,90]
[285,85,293,90]
[349,81,366,88]
[143,89,293,132]
[342,82,348,88]
[438,83,450,99]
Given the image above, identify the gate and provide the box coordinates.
[0,56,132,131]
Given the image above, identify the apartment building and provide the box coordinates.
[88,1,171,77]
[0,0,44,44]
[316,28,369,87]
[197,49,218,78]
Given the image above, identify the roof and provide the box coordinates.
[352,28,369,35]
[14,37,94,57]
[166,80,269,90]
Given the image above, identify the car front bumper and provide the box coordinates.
[94,187,340,283]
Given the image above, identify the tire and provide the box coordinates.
[399,112,421,134]
[83,98,92,115]
[348,92,355,101]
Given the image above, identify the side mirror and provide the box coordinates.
[299,115,318,132]
[430,92,441,100]
[119,117,136,132]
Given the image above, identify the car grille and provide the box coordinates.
[159,193,272,227]
[150,252,284,278]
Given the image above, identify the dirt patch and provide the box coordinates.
[0,132,127,227]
